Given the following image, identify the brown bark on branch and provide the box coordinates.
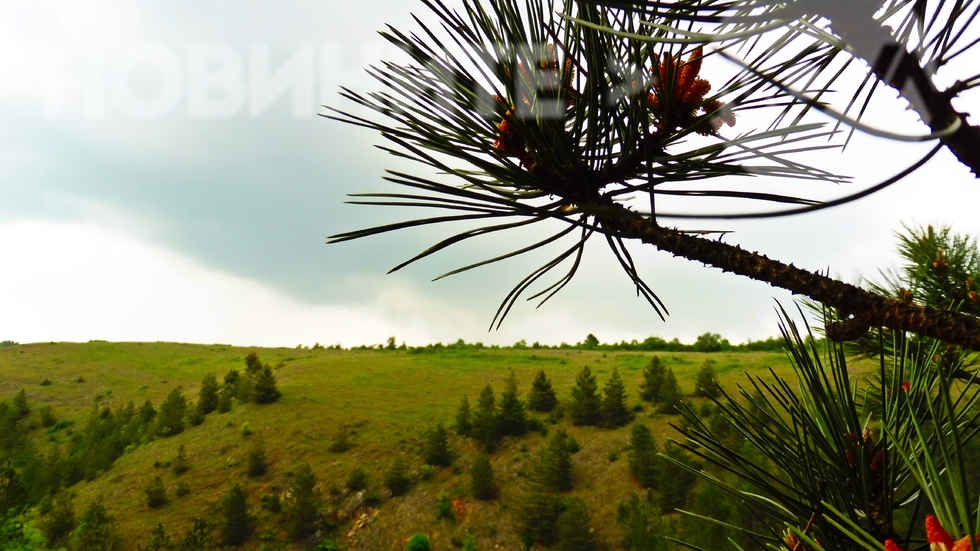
[598,209,980,350]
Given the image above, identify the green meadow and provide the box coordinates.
[0,340,862,550]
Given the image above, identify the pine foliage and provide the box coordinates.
[286,463,321,540]
[198,373,219,414]
[569,366,601,426]
[693,359,719,398]
[655,368,682,415]
[497,370,527,436]
[471,385,499,452]
[423,423,452,467]
[639,357,666,402]
[527,370,558,412]
[470,452,495,500]
[156,388,187,437]
[454,395,472,436]
[221,483,250,546]
[627,423,659,489]
[601,367,630,427]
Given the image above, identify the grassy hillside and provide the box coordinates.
[0,341,836,550]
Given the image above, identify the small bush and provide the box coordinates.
[261,493,282,513]
[566,435,581,454]
[40,378,52,386]
[436,492,454,521]
[221,483,251,546]
[76,376,85,383]
[240,421,252,438]
[13,389,30,416]
[217,385,234,413]
[346,467,368,491]
[246,436,268,478]
[407,533,431,551]
[145,476,168,508]
[470,452,495,500]
[185,402,205,426]
[422,423,452,467]
[329,428,352,453]
[175,481,190,497]
[172,444,190,475]
[419,464,435,481]
[384,456,411,496]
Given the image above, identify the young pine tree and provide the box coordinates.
[13,389,29,417]
[73,499,122,551]
[470,451,495,500]
[656,368,682,415]
[557,497,600,551]
[139,523,172,551]
[156,388,187,437]
[384,456,411,496]
[406,533,432,551]
[198,373,220,414]
[172,443,190,475]
[185,401,205,426]
[497,370,528,436]
[617,492,664,551]
[601,367,630,427]
[527,370,558,412]
[346,466,368,492]
[286,463,321,540]
[252,365,281,404]
[693,359,720,398]
[658,444,698,512]
[569,366,601,426]
[177,518,213,551]
[518,490,562,548]
[43,496,76,549]
[470,385,499,452]
[454,395,472,436]
[535,429,573,492]
[221,483,251,546]
[423,423,452,467]
[639,356,666,402]
[145,475,168,509]
[217,384,234,413]
[627,423,659,489]
[246,435,267,478]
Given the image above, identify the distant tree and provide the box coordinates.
[12,389,29,417]
[216,385,234,413]
[527,370,558,412]
[138,400,156,424]
[656,369,682,415]
[172,444,189,475]
[454,395,472,436]
[246,436,267,478]
[252,365,281,404]
[145,475,168,509]
[39,404,57,428]
[329,427,352,453]
[73,499,121,551]
[557,497,600,551]
[497,370,527,436]
[384,456,411,496]
[139,523,172,551]
[693,359,720,398]
[470,452,495,500]
[583,334,600,349]
[345,467,368,492]
[628,424,659,489]
[42,495,76,549]
[617,492,664,551]
[436,491,454,521]
[223,369,240,387]
[198,373,219,414]
[175,518,212,551]
[406,533,432,551]
[693,332,728,353]
[244,352,263,377]
[156,388,187,437]
[569,366,601,426]
[286,463,321,540]
[518,490,562,547]
[221,483,250,546]
[535,429,573,492]
[601,367,630,427]
[462,533,479,551]
[471,385,499,452]
[639,357,666,403]
[423,423,452,467]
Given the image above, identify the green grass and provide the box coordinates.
[0,341,849,550]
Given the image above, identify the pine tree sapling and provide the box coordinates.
[217,384,234,414]
[570,366,601,426]
[185,401,205,426]
[455,395,472,436]
[172,444,189,475]
[246,436,267,478]
[536,429,573,492]
[221,483,250,546]
[436,491,454,521]
[656,368,682,415]
[601,367,630,427]
[244,352,263,377]
[177,518,212,551]
[286,463,321,540]
[423,423,452,467]
[518,490,561,548]
[639,357,666,403]
[252,365,281,404]
[73,499,121,551]
[628,424,659,489]
[139,523,172,551]
[470,452,495,500]
[384,456,411,496]
[557,497,600,551]
[13,389,29,417]
[145,475,168,509]
[527,370,558,412]
[43,496,75,549]
[329,427,352,453]
[156,388,187,437]
[471,384,499,452]
[346,466,368,492]
[497,370,528,436]
[618,492,663,551]
[693,359,720,398]
[198,373,219,415]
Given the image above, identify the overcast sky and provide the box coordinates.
[1,0,979,348]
